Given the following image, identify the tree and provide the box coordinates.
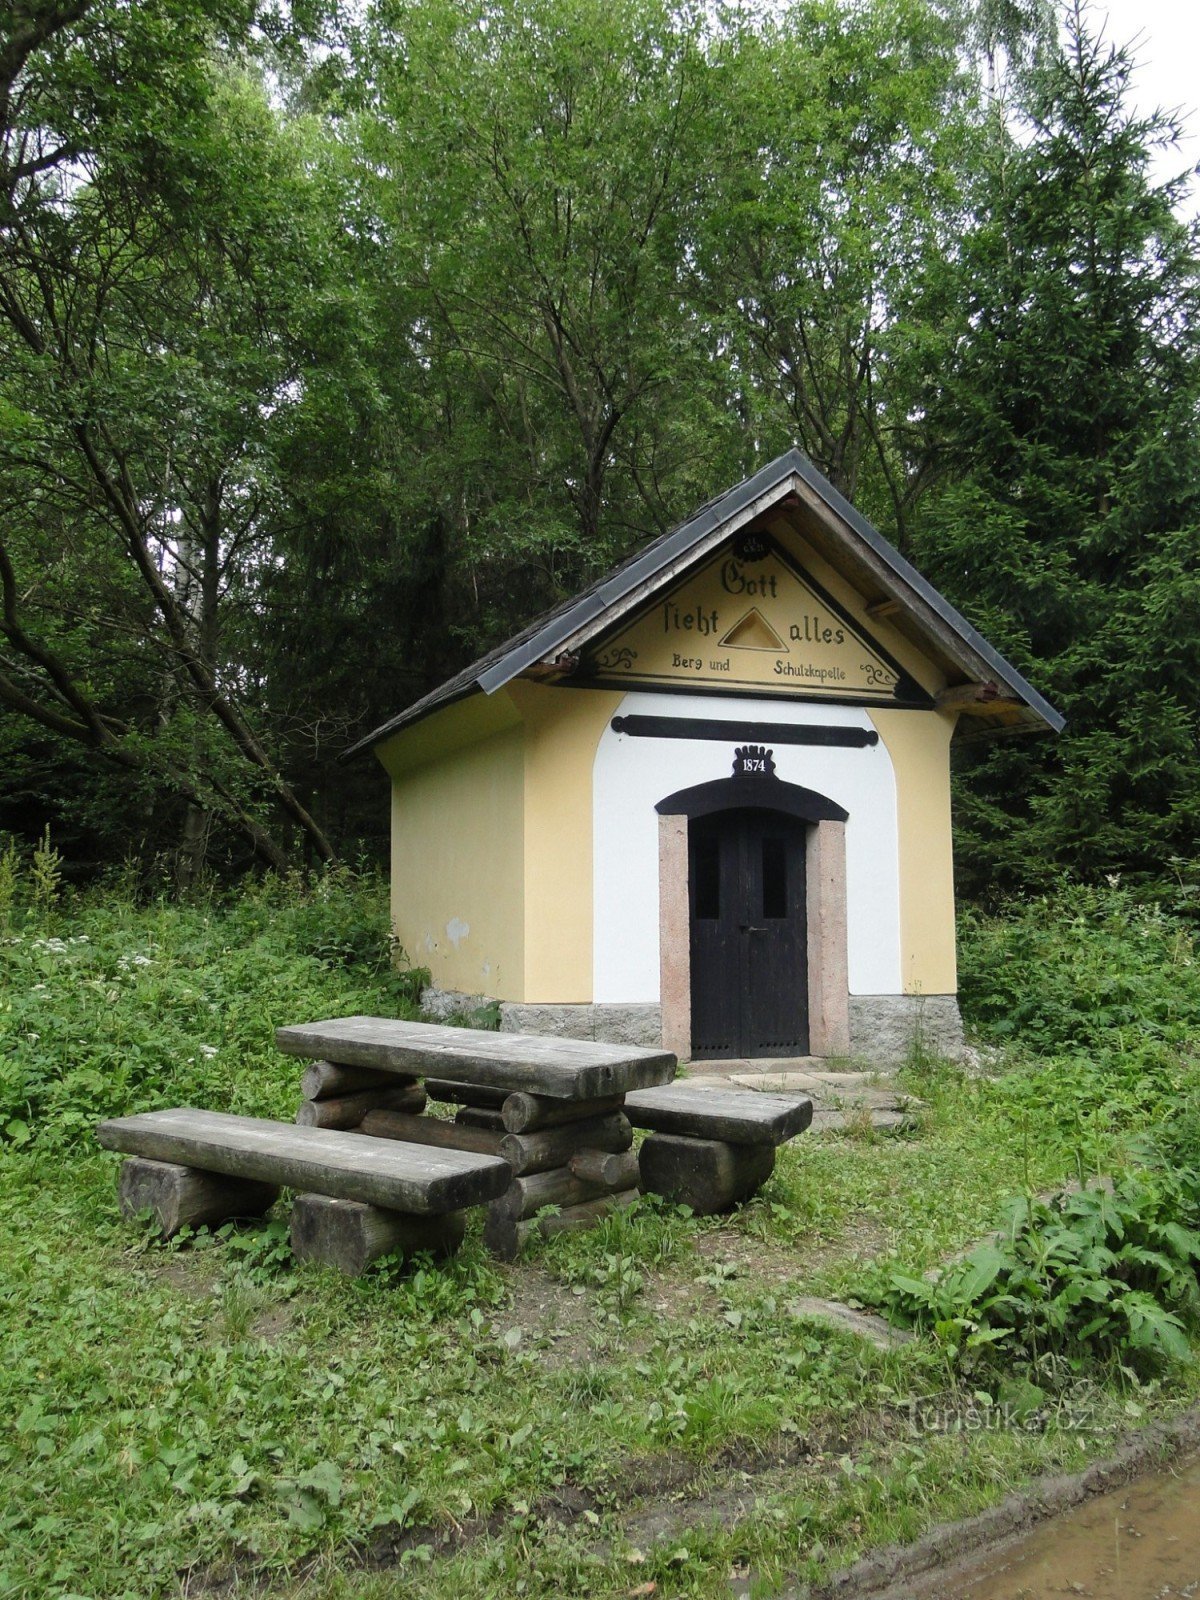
[691,0,980,543]
[350,0,739,592]
[0,3,346,874]
[914,2,1200,891]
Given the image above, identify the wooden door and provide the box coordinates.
[688,809,809,1059]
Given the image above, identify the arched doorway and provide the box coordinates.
[689,808,809,1058]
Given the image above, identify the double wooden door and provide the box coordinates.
[688,809,809,1059]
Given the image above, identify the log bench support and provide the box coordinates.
[290,1194,466,1275]
[98,1108,511,1274]
[118,1157,278,1238]
[637,1134,775,1215]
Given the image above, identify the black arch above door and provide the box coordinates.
[656,774,848,824]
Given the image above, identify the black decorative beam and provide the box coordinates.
[610,715,879,749]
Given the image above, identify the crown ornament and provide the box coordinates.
[732,745,776,778]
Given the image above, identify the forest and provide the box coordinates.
[6,9,1200,1594]
[2,0,1197,899]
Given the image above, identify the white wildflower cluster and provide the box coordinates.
[184,1043,220,1067]
[30,935,90,955]
[115,952,154,972]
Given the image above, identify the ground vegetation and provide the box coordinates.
[2,863,1199,1597]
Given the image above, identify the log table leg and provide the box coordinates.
[300,1060,412,1101]
[290,1194,466,1275]
[484,1178,641,1260]
[479,1105,640,1258]
[118,1156,278,1238]
[637,1133,775,1215]
[526,1187,639,1240]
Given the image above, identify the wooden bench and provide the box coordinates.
[97,1108,512,1275]
[624,1084,813,1215]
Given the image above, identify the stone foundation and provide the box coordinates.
[424,986,964,1064]
[847,994,966,1066]
[503,1003,663,1048]
[420,985,496,1024]
[422,988,663,1049]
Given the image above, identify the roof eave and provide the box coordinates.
[341,681,481,761]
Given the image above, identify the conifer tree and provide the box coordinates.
[915,2,1200,891]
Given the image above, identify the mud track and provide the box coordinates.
[806,1405,1200,1600]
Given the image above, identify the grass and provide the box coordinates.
[2,868,1199,1597]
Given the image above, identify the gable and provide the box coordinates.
[580,532,932,708]
[348,449,1063,759]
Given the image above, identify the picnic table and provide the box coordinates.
[275,1016,678,1258]
[97,1017,813,1275]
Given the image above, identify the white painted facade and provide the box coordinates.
[592,690,902,1004]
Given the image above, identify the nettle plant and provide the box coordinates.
[866,1164,1200,1379]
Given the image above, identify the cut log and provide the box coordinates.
[424,1079,509,1109]
[498,1112,633,1177]
[455,1106,506,1132]
[500,1091,624,1134]
[360,1109,504,1157]
[637,1133,775,1215]
[625,1084,813,1146]
[97,1109,512,1214]
[567,1147,641,1189]
[509,1188,639,1254]
[485,1187,639,1259]
[493,1165,607,1223]
[295,1084,426,1130]
[300,1060,411,1101]
[532,1187,639,1237]
[275,1016,676,1099]
[117,1157,277,1238]
[291,1194,465,1275]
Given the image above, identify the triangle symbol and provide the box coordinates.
[719,607,787,652]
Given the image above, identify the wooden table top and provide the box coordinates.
[275,1015,677,1100]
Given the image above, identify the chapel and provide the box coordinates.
[349,451,1061,1063]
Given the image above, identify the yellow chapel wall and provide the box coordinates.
[870,708,959,995]
[506,680,625,1004]
[377,682,623,1005]
[378,695,527,1002]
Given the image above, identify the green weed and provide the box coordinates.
[0,866,420,1148]
[865,1168,1200,1379]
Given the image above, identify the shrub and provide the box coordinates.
[958,880,1200,1058]
[864,1167,1200,1379]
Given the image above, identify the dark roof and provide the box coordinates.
[346,448,1063,757]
